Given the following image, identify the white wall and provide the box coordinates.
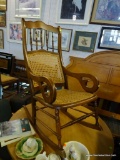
[0,0,111,66]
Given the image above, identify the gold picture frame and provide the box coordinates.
[90,0,120,25]
[0,11,6,27]
[0,0,7,11]
[0,29,4,49]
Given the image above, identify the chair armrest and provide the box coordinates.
[29,72,57,104]
[63,67,99,93]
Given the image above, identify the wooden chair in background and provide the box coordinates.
[22,18,100,157]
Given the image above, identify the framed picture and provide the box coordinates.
[0,0,7,11]
[0,11,6,27]
[98,27,120,50]
[15,0,42,19]
[73,31,98,52]
[32,29,45,46]
[56,0,94,25]
[90,0,120,25]
[48,28,73,52]
[0,30,4,49]
[8,22,23,43]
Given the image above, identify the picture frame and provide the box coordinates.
[98,27,120,50]
[48,28,73,52]
[32,29,45,46]
[0,11,6,27]
[90,0,120,25]
[8,22,23,43]
[0,0,7,11]
[15,0,42,19]
[56,0,94,25]
[0,29,4,49]
[73,31,98,52]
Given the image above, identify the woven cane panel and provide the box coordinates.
[28,52,65,84]
[36,89,95,106]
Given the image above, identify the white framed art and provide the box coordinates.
[56,0,94,25]
[48,28,72,52]
[8,22,23,43]
[15,0,42,19]
[32,28,45,46]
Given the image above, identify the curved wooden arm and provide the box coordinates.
[63,67,99,93]
[29,72,57,104]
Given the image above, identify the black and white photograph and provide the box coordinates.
[15,0,42,18]
[56,0,94,25]
[60,0,87,20]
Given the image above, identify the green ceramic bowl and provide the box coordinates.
[15,136,43,159]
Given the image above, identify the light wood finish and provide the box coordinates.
[7,104,114,160]
[21,19,100,157]
[66,51,120,121]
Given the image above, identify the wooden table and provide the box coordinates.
[7,104,114,160]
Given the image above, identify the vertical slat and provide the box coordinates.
[52,32,54,52]
[46,30,48,51]
[35,29,38,50]
[40,29,43,49]
[30,29,33,51]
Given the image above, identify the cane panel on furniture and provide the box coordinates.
[66,51,120,136]
[0,56,19,99]
[22,18,100,158]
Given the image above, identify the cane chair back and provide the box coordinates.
[22,18,100,158]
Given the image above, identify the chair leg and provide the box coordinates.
[32,98,36,125]
[24,102,66,158]
[55,108,62,149]
[93,100,99,126]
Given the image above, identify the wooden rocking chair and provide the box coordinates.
[22,18,100,158]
